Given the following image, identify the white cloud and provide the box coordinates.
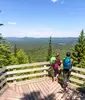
[8,22,16,25]
[51,0,58,3]
[61,1,64,4]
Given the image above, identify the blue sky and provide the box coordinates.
[0,0,85,37]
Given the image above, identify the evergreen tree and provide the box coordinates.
[72,30,85,68]
[28,56,31,63]
[0,33,11,67]
[16,49,28,64]
[0,34,18,67]
[9,53,18,65]
[14,44,17,57]
[47,36,52,61]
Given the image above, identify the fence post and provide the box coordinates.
[13,69,16,91]
[13,69,16,83]
[43,65,47,77]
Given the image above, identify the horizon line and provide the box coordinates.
[5,36,78,38]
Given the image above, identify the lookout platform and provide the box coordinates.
[0,62,85,100]
[0,77,84,100]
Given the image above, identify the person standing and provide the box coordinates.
[63,52,72,90]
[50,53,61,81]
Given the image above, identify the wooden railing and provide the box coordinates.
[0,67,8,95]
[0,62,49,95]
[6,62,49,82]
[70,67,85,86]
[0,62,85,95]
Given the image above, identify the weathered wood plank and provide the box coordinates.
[19,85,30,100]
[18,86,23,95]
[23,84,33,100]
[71,72,85,79]
[36,82,47,99]
[0,79,7,87]
[0,67,6,74]
[6,62,49,69]
[49,83,61,100]
[0,73,6,80]
[32,83,42,100]
[72,67,85,73]
[8,77,50,85]
[15,86,19,94]
[70,77,84,84]
[49,82,60,94]
[0,84,8,95]
[33,82,44,99]
[28,83,36,100]
[69,83,80,88]
[7,67,49,75]
[39,81,48,94]
[30,83,39,100]
[41,81,49,93]
[7,72,48,81]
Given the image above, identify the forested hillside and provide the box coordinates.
[6,37,77,62]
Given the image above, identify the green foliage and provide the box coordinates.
[72,30,85,68]
[7,37,75,62]
[16,49,28,64]
[14,44,17,57]
[28,56,32,63]
[0,34,12,67]
[47,36,52,61]
[0,34,21,67]
[8,54,18,65]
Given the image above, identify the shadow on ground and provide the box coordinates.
[57,78,85,100]
[21,91,56,100]
[20,77,85,100]
[76,87,85,100]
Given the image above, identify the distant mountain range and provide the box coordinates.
[6,37,78,46]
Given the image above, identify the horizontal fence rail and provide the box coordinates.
[6,62,49,69]
[6,62,49,82]
[70,66,85,86]
[6,67,49,75]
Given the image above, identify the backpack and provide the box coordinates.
[50,57,56,66]
[63,57,72,69]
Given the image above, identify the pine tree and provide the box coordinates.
[47,36,52,61]
[9,53,18,65]
[0,33,11,67]
[0,34,18,67]
[16,49,28,64]
[72,30,85,68]
[14,44,17,57]
[28,56,31,63]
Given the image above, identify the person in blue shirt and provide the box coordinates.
[63,52,72,90]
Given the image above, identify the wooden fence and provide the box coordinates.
[0,67,8,95]
[0,62,85,95]
[70,67,85,86]
[0,62,49,95]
